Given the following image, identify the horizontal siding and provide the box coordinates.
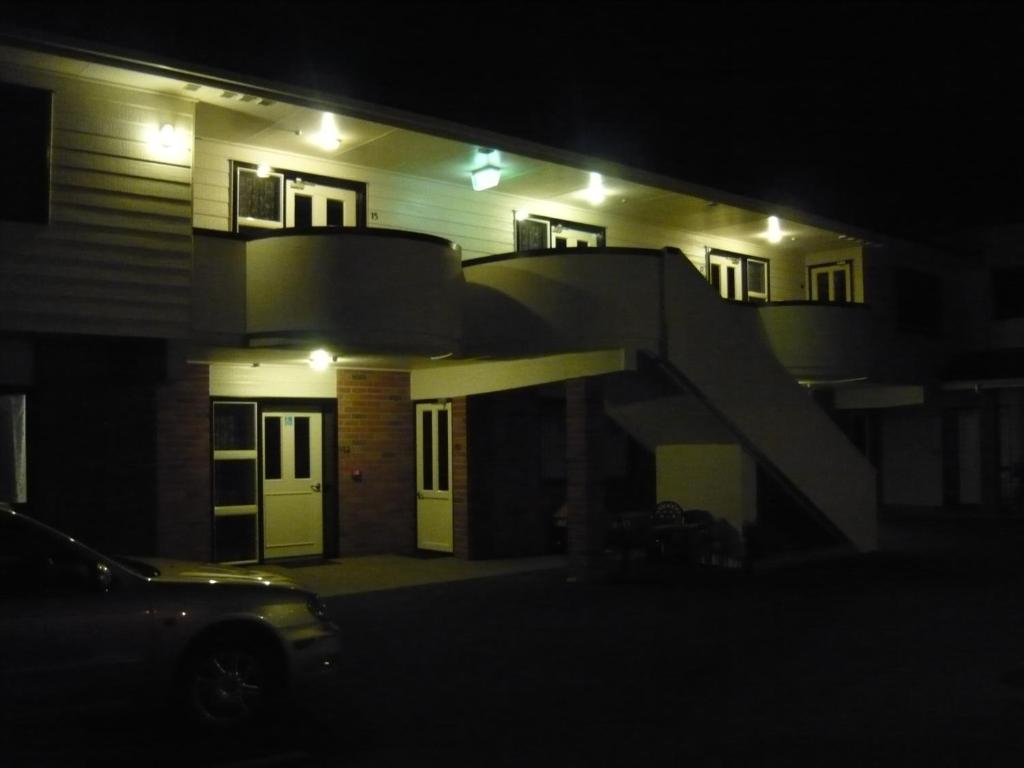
[0,65,194,339]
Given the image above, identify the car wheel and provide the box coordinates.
[181,632,280,728]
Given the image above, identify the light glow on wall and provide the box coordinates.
[767,216,783,244]
[256,162,272,178]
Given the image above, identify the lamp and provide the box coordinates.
[766,216,782,244]
[311,113,341,151]
[309,349,333,371]
[471,165,501,191]
[584,172,606,205]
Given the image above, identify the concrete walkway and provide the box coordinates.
[261,553,567,597]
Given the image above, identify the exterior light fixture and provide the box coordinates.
[514,209,530,221]
[308,349,333,371]
[256,162,271,178]
[767,216,783,244]
[158,123,176,147]
[584,172,606,205]
[471,165,501,191]
[311,113,341,151]
[471,149,502,191]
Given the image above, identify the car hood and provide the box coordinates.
[120,557,303,590]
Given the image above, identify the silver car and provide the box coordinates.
[0,503,340,727]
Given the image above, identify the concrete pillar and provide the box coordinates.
[565,377,607,581]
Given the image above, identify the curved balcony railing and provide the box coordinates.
[194,227,463,355]
[757,301,872,381]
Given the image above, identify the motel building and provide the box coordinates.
[0,30,1018,578]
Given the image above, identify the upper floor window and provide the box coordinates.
[0,82,51,224]
[231,161,366,234]
[706,249,770,302]
[515,213,606,251]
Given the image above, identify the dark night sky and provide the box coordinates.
[6,1,1024,246]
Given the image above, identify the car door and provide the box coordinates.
[0,514,155,712]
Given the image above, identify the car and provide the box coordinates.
[0,503,341,729]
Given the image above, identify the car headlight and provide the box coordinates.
[306,594,329,621]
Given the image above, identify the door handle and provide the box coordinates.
[311,483,322,492]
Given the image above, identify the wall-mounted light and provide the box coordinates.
[311,113,341,151]
[514,209,530,221]
[584,172,606,205]
[256,162,272,178]
[159,123,176,147]
[309,348,333,371]
[766,215,783,244]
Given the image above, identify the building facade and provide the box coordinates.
[0,33,998,576]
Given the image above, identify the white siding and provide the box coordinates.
[0,67,194,339]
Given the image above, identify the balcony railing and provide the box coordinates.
[194,227,463,355]
[757,301,872,381]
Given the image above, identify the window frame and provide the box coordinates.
[230,161,367,233]
[705,248,771,303]
[808,261,854,303]
[514,213,606,251]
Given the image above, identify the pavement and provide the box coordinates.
[261,553,567,597]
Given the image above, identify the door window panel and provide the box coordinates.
[264,417,282,480]
[211,401,258,563]
[421,411,434,491]
[214,460,257,506]
[809,262,853,303]
[437,410,449,492]
[294,417,311,479]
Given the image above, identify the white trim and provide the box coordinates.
[210,364,337,398]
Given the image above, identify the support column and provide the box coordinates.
[980,389,1001,514]
[565,377,607,582]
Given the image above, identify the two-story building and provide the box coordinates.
[0,30,997,577]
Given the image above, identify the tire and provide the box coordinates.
[180,631,280,728]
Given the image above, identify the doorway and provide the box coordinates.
[262,411,324,559]
[416,402,453,552]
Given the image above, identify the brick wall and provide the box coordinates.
[338,370,415,554]
[156,364,211,560]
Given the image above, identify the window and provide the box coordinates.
[0,82,51,224]
[706,249,770,302]
[231,161,366,234]
[212,401,258,562]
[515,213,606,251]
[809,261,853,303]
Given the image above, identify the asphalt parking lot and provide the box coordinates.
[9,516,1024,767]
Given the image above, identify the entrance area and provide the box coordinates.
[262,411,324,559]
[416,402,453,552]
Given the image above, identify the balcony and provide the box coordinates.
[757,301,872,381]
[194,227,463,355]
[462,247,664,356]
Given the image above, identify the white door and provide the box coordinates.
[810,262,853,302]
[286,180,359,228]
[262,412,323,560]
[416,403,453,552]
[708,253,743,300]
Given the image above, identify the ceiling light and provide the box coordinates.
[309,349,333,371]
[311,113,341,151]
[471,165,501,191]
[584,172,606,205]
[767,216,782,244]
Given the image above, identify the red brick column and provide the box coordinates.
[451,396,471,558]
[338,370,415,554]
[566,377,608,581]
[155,363,211,560]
